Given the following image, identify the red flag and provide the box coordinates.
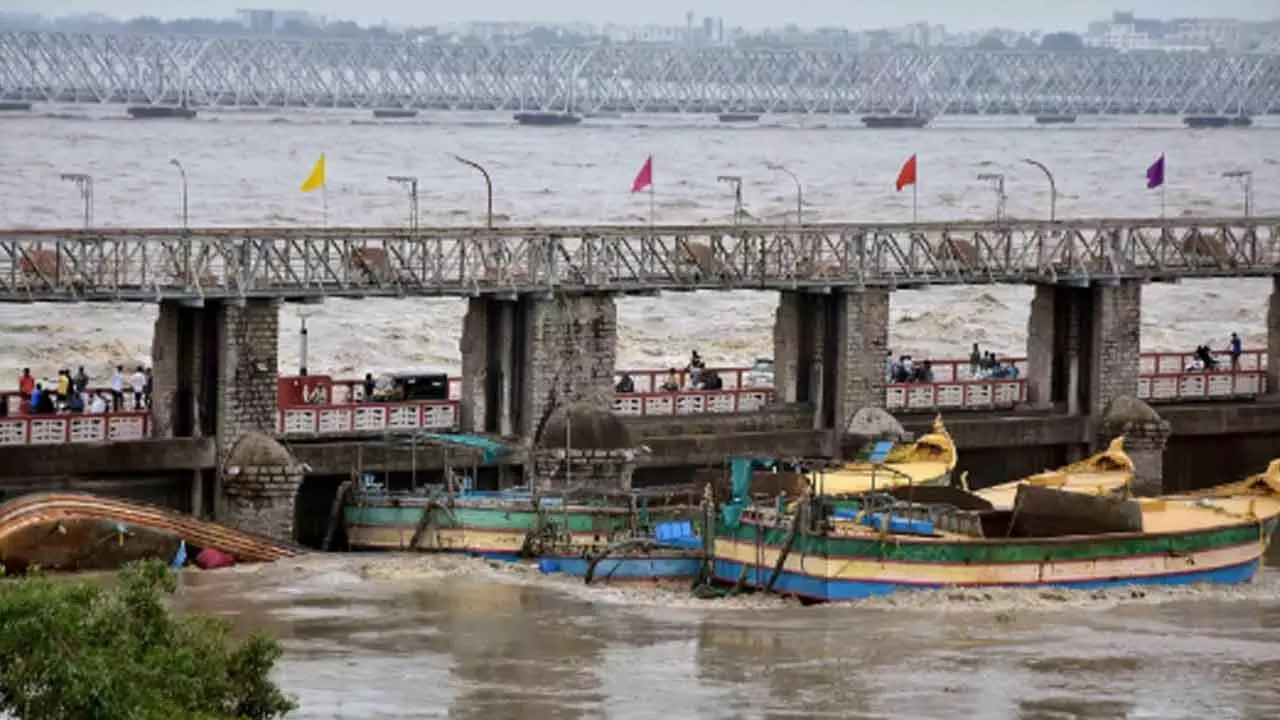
[895,154,918,192]
[631,155,653,193]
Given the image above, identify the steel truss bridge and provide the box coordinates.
[0,217,1277,302]
[1,31,1278,116]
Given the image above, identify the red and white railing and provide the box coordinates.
[0,349,1268,446]
[277,401,460,436]
[0,412,150,447]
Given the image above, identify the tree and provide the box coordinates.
[0,560,296,720]
[1040,32,1085,51]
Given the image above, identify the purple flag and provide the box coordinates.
[1146,154,1165,189]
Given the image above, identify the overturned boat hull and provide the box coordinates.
[539,551,703,585]
[0,492,300,573]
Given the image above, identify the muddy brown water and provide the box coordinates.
[168,544,1280,720]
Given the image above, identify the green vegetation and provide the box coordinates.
[0,561,295,720]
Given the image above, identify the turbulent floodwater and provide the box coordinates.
[0,111,1277,381]
[4,110,1280,717]
[175,549,1280,720]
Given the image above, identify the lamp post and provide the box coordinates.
[1021,157,1057,221]
[168,158,189,230]
[1222,169,1253,217]
[717,174,744,225]
[764,162,803,224]
[452,154,493,228]
[59,173,93,229]
[387,174,420,232]
[976,172,1007,222]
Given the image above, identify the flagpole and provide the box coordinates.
[1160,184,1166,220]
[912,183,918,223]
[648,185,655,229]
[322,185,329,228]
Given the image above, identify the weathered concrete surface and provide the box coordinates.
[220,433,302,543]
[1099,396,1170,496]
[1268,276,1279,399]
[0,438,215,477]
[1024,283,1056,408]
[1158,400,1280,435]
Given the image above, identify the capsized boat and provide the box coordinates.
[537,517,707,585]
[0,492,300,573]
[708,458,1280,603]
[974,437,1134,508]
[811,416,957,495]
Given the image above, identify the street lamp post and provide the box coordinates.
[1021,158,1057,221]
[717,175,744,225]
[169,158,189,230]
[452,155,493,228]
[59,173,93,229]
[976,172,1007,222]
[387,175,420,232]
[764,162,803,224]
[1223,169,1253,217]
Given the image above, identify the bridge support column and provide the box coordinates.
[772,291,825,408]
[213,298,282,524]
[150,300,209,439]
[829,289,890,433]
[1268,276,1280,398]
[461,294,617,440]
[1025,281,1141,419]
[1088,280,1143,417]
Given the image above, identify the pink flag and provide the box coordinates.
[631,155,653,193]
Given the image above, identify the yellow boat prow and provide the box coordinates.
[812,415,958,495]
[975,437,1135,509]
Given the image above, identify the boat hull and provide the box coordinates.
[711,516,1277,603]
[539,554,703,584]
[344,497,697,560]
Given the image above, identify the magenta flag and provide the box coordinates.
[1146,154,1165,189]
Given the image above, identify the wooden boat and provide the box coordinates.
[974,437,1134,508]
[708,457,1280,603]
[0,492,299,573]
[537,518,706,585]
[811,416,957,495]
[342,431,706,583]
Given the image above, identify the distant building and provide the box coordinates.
[236,9,324,33]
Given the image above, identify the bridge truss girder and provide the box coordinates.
[0,218,1276,302]
[0,31,1277,116]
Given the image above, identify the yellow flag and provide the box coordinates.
[300,153,326,192]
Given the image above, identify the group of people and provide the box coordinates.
[1184,333,1244,372]
[968,344,1020,380]
[887,354,935,384]
[616,350,725,394]
[5,365,151,417]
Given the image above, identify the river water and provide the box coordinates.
[4,110,1280,717]
[175,549,1280,719]
[0,110,1276,381]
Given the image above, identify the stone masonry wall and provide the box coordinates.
[1268,276,1280,398]
[520,294,618,439]
[459,297,488,433]
[1089,280,1142,416]
[1100,419,1171,496]
[834,289,890,431]
[216,299,281,446]
[221,464,303,543]
[1024,284,1055,408]
[533,449,636,491]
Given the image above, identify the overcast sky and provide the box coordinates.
[2,0,1275,31]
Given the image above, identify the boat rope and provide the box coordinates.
[408,500,456,551]
[763,498,806,594]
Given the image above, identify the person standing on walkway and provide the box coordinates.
[1228,332,1243,371]
[129,366,146,411]
[110,365,125,412]
[17,369,34,414]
